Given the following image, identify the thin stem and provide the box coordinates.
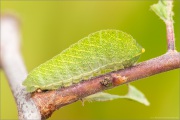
[0,14,41,119]
[32,51,180,119]
[166,0,175,50]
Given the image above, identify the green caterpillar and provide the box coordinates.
[23,29,144,92]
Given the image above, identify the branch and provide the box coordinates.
[32,51,180,119]
[0,14,41,119]
[166,1,175,50]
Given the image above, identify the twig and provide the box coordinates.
[166,0,175,50]
[32,51,180,119]
[0,14,41,119]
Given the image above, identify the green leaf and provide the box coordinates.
[125,85,150,106]
[82,85,150,106]
[23,30,144,92]
[151,0,173,22]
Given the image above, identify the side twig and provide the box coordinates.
[32,51,180,119]
[166,0,175,50]
[0,15,41,119]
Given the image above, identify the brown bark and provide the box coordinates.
[31,51,180,119]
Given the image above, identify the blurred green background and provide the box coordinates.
[0,0,179,120]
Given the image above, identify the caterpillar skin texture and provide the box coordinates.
[23,30,144,92]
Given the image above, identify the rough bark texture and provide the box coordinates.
[31,51,180,119]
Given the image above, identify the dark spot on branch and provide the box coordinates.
[31,51,180,119]
[100,77,112,87]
